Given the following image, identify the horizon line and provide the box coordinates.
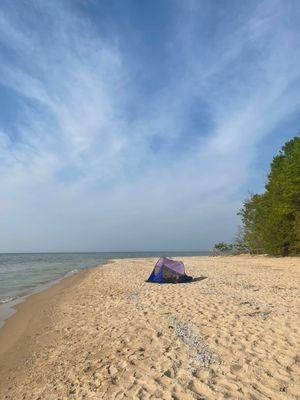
[0,250,211,255]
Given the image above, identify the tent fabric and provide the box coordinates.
[147,257,193,283]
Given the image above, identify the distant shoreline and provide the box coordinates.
[0,251,211,255]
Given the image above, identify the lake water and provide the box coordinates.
[0,251,210,326]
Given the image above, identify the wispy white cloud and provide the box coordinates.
[0,0,299,251]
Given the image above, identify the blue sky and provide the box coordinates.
[0,0,299,252]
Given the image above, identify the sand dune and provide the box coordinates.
[0,255,299,399]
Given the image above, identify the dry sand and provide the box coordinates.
[0,255,299,400]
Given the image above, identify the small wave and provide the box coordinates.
[0,296,18,304]
[65,269,78,277]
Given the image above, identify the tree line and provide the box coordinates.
[214,135,300,256]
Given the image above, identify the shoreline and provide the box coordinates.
[0,253,212,330]
[0,268,84,329]
[0,252,210,329]
[0,266,93,392]
[0,255,299,399]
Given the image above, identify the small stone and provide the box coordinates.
[108,365,118,376]
[164,369,175,378]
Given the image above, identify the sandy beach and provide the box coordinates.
[0,255,299,400]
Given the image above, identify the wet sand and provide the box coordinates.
[0,255,299,399]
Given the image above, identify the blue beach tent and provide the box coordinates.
[147,257,192,283]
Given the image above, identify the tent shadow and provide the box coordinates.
[145,276,208,284]
[182,276,207,284]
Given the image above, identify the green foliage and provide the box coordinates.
[233,226,249,254]
[213,242,233,253]
[239,136,300,256]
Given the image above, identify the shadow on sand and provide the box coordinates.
[146,276,207,284]
[182,276,207,284]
